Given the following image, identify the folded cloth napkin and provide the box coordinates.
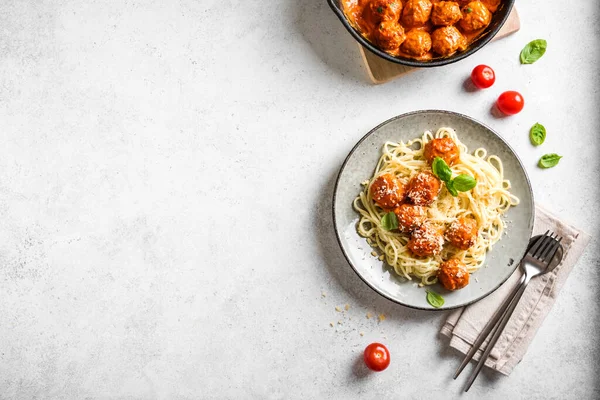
[440,205,591,375]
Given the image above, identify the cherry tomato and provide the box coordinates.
[363,343,390,371]
[470,65,495,89]
[497,91,525,115]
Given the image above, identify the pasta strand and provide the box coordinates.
[353,128,519,285]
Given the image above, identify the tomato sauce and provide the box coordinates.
[342,0,503,60]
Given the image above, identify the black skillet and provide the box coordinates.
[327,0,516,68]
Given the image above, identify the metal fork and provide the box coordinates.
[454,231,563,391]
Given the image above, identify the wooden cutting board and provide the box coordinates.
[360,8,520,84]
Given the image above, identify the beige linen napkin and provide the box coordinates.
[440,205,591,375]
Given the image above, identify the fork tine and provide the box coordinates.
[542,236,562,264]
[527,231,549,257]
[535,232,557,260]
[538,233,558,260]
[530,231,551,259]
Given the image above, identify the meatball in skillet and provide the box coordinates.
[369,0,403,22]
[400,30,432,57]
[459,1,491,32]
[401,0,433,27]
[431,1,462,26]
[431,25,467,56]
[374,21,406,50]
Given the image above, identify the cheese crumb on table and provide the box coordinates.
[378,313,386,322]
[344,304,350,311]
[366,312,372,319]
[335,306,342,312]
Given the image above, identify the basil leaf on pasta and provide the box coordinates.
[381,211,399,231]
[520,39,547,64]
[426,291,444,308]
[529,123,546,146]
[538,153,562,169]
[453,174,477,192]
[432,157,452,182]
[446,179,458,197]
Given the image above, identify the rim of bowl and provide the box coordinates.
[332,109,535,310]
[327,0,516,68]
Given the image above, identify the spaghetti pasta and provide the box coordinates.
[353,127,519,286]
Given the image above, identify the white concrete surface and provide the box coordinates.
[0,1,598,399]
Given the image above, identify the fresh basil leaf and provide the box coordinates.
[426,290,445,308]
[465,7,472,13]
[453,174,477,192]
[381,211,399,231]
[432,156,452,182]
[520,39,547,64]
[446,179,458,197]
[538,153,562,169]
[377,6,383,13]
[529,123,546,146]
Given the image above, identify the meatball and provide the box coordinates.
[459,1,491,32]
[374,21,406,50]
[406,171,441,206]
[423,137,460,166]
[401,0,432,28]
[370,173,406,209]
[480,0,500,13]
[431,1,462,26]
[393,204,427,232]
[431,25,467,56]
[369,0,403,22]
[446,217,479,250]
[407,222,444,257]
[438,258,470,290]
[400,30,432,57]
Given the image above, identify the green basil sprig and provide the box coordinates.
[426,290,445,308]
[520,39,547,64]
[529,123,546,146]
[432,157,452,182]
[538,153,562,169]
[431,156,477,197]
[446,179,458,197]
[381,211,399,231]
[453,174,477,192]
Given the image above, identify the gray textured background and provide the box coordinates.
[1,1,598,399]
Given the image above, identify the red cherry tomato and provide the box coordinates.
[497,91,525,115]
[470,65,495,89]
[364,343,390,371]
